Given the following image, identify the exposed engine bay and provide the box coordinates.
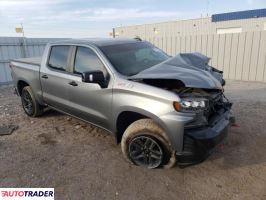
[135,78,232,129]
[177,87,232,128]
[130,52,233,129]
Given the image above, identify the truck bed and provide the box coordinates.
[12,57,41,66]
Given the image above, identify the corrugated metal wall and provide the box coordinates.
[143,31,266,82]
[0,37,64,85]
[114,15,266,82]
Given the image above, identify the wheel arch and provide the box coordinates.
[17,80,30,96]
[16,78,44,105]
[115,108,171,144]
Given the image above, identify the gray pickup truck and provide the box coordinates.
[10,38,234,169]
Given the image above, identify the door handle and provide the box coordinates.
[41,74,48,79]
[68,81,78,86]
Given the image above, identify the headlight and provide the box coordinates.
[174,98,208,112]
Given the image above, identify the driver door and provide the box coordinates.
[66,46,113,130]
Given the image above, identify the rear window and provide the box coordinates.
[48,46,70,71]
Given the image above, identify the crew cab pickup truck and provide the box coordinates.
[10,38,234,168]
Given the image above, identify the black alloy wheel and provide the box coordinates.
[21,89,34,115]
[128,135,164,168]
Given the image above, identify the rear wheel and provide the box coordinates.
[21,86,43,117]
[121,119,176,169]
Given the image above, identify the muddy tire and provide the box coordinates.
[121,119,176,169]
[21,86,43,117]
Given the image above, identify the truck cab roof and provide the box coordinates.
[48,38,140,47]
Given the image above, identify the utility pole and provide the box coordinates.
[16,23,27,57]
[206,0,209,17]
[21,23,28,57]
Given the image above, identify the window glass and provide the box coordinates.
[48,46,70,71]
[74,47,106,75]
[99,42,169,76]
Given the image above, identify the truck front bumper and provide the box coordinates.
[176,110,234,166]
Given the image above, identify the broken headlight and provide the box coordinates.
[174,98,208,112]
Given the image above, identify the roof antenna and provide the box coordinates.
[134,36,142,41]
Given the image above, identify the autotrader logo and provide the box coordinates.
[0,188,54,199]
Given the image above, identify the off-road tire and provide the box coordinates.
[121,119,176,169]
[21,86,43,117]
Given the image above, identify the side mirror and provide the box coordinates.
[82,70,107,88]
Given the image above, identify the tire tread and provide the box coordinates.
[121,119,176,168]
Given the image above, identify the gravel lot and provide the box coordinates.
[0,80,266,200]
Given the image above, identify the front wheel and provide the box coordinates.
[121,119,176,169]
[21,86,43,117]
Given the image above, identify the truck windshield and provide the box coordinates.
[99,42,169,76]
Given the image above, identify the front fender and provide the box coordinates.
[113,106,194,152]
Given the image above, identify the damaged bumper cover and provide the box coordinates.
[176,108,234,166]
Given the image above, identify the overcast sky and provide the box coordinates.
[0,0,265,38]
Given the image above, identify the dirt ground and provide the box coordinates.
[0,80,266,200]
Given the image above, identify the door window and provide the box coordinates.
[74,47,107,76]
[48,46,70,71]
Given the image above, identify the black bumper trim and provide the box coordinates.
[177,111,232,166]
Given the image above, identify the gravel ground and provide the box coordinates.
[0,80,266,200]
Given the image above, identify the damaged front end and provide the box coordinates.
[130,52,235,166]
[132,78,234,165]
[177,88,233,129]
[175,88,234,165]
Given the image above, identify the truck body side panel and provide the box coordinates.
[10,61,44,105]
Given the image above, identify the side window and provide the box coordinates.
[74,47,107,75]
[48,46,70,71]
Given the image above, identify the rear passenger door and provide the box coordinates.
[40,45,74,112]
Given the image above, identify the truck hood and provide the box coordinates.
[130,52,223,90]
